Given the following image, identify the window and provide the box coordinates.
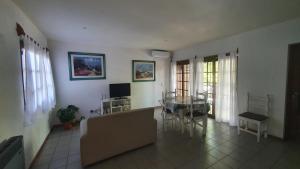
[176,60,190,96]
[203,55,218,118]
[20,36,56,126]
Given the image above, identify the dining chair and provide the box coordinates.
[238,93,271,142]
[160,91,176,131]
[165,89,177,99]
[184,91,209,137]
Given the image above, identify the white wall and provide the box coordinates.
[0,0,52,168]
[174,17,300,138]
[49,40,169,120]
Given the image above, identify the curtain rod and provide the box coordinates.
[194,48,239,58]
[16,23,49,51]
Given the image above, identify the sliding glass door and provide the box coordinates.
[203,56,218,118]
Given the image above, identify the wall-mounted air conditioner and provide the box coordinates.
[151,50,171,59]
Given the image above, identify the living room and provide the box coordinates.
[1,0,300,169]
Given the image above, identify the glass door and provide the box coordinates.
[203,56,218,118]
[176,60,190,97]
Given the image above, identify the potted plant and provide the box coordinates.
[57,105,79,129]
[67,105,79,113]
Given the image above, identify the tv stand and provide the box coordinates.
[113,97,127,100]
[101,97,131,114]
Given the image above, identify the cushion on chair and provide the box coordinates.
[186,111,206,117]
[166,108,172,114]
[239,112,268,121]
[185,103,210,117]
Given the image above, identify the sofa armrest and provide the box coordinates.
[80,119,87,138]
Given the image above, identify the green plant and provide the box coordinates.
[67,105,79,112]
[56,105,78,123]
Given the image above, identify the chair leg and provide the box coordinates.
[189,120,194,137]
[161,112,166,131]
[203,116,207,136]
[237,118,240,135]
[257,122,261,142]
[264,121,268,138]
[179,110,185,134]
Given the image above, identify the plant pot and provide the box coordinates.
[64,122,73,130]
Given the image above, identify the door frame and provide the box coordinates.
[283,42,300,140]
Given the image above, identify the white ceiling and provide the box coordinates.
[13,0,300,50]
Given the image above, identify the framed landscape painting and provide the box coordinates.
[68,52,106,80]
[132,60,156,82]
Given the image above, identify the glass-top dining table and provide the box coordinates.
[164,96,208,137]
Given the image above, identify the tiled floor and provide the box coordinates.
[32,109,300,169]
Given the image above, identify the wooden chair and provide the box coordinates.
[238,93,271,142]
[185,91,209,137]
[160,91,176,131]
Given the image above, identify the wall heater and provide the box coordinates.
[0,136,25,169]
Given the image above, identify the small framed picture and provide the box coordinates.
[132,60,156,82]
[68,52,106,80]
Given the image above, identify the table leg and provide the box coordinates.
[189,120,193,137]
[179,109,184,134]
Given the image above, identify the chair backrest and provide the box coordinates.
[194,90,208,102]
[190,91,208,117]
[165,89,177,99]
[247,92,271,116]
[160,91,166,107]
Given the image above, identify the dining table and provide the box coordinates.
[164,96,208,137]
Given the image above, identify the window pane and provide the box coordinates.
[176,61,190,97]
[178,74,182,81]
[208,62,212,72]
[203,73,207,83]
[187,74,190,81]
[208,73,212,83]
[203,63,207,72]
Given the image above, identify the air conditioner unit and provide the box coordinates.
[151,50,170,59]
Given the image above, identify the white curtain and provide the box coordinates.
[215,52,238,126]
[170,59,177,92]
[22,35,56,126]
[194,56,204,95]
[188,58,194,96]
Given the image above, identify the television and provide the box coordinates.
[109,83,131,98]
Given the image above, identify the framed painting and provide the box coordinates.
[132,60,156,82]
[68,52,106,80]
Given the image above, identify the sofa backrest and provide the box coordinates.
[86,107,154,136]
[80,107,156,166]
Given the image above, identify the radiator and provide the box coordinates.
[0,136,25,169]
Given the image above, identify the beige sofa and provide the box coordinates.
[80,107,157,167]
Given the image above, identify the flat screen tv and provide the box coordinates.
[109,83,131,98]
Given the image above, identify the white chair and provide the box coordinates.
[185,91,209,137]
[238,93,271,142]
[160,91,176,131]
[165,89,177,99]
